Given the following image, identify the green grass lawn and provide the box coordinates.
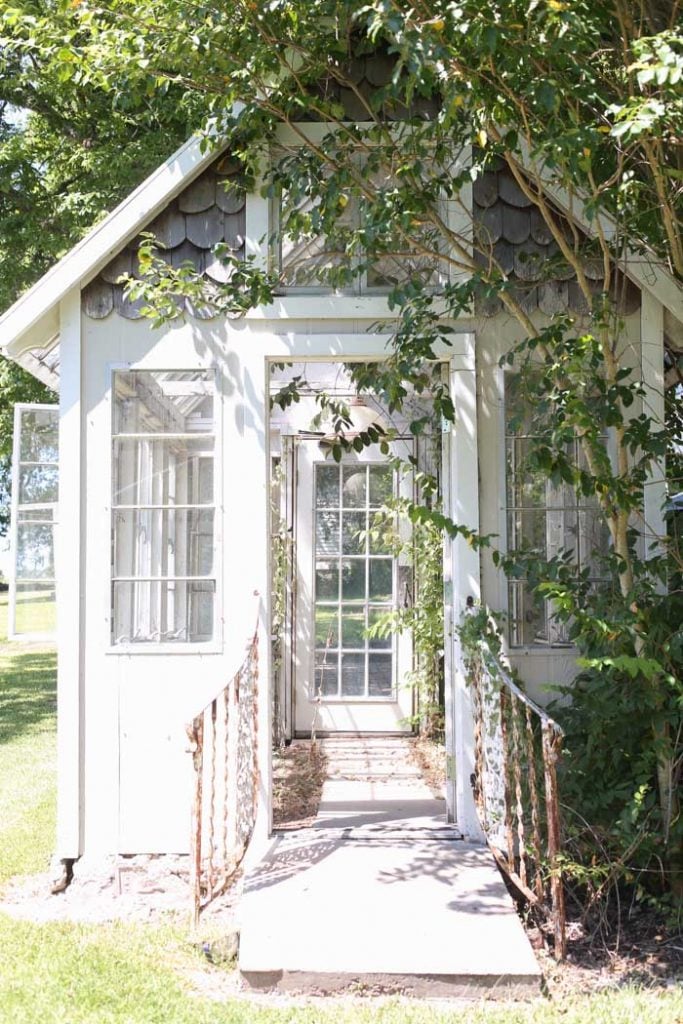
[0,590,681,1023]
[13,585,57,636]
[0,591,57,882]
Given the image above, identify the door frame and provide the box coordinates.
[293,438,415,736]
[257,335,478,834]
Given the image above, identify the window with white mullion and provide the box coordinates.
[505,377,609,648]
[111,371,216,646]
[275,148,448,296]
[312,462,395,700]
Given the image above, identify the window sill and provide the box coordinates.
[106,642,223,656]
[308,696,397,703]
[509,645,575,655]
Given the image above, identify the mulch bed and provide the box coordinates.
[272,740,327,829]
[540,906,683,996]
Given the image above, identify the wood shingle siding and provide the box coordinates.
[473,167,641,318]
[82,160,245,321]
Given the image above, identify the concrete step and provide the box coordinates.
[239,832,541,997]
[240,736,540,996]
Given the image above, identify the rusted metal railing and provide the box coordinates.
[186,630,259,926]
[465,616,566,959]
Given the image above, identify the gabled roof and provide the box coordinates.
[1,119,682,395]
[513,144,683,335]
[0,127,231,387]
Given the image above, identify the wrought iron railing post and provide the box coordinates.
[542,723,567,960]
[186,627,259,924]
[187,715,204,929]
[464,612,567,959]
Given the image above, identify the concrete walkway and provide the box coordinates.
[239,737,541,996]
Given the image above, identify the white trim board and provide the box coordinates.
[2,114,682,375]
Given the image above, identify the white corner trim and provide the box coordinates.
[56,287,84,858]
[641,291,666,554]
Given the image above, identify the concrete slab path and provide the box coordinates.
[239,737,541,996]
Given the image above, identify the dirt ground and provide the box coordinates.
[1,735,680,1001]
[272,739,327,828]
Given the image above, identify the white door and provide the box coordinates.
[294,440,413,734]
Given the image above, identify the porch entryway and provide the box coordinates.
[270,360,447,743]
[239,736,541,994]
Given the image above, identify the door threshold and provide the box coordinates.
[293,731,416,739]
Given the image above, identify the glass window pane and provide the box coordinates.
[19,408,59,463]
[111,371,215,645]
[113,509,214,578]
[341,653,365,696]
[342,511,366,555]
[368,654,392,696]
[507,580,547,646]
[368,607,391,649]
[368,466,393,507]
[315,465,339,507]
[506,437,549,509]
[369,559,393,602]
[112,579,215,643]
[17,507,55,523]
[16,523,55,579]
[14,581,56,635]
[578,510,611,576]
[314,652,339,697]
[341,559,365,601]
[18,465,58,504]
[112,438,214,505]
[315,607,339,647]
[507,509,548,557]
[342,466,366,508]
[341,607,366,648]
[188,581,215,640]
[113,371,214,434]
[368,517,392,555]
[316,510,340,555]
[189,456,213,504]
[316,561,339,601]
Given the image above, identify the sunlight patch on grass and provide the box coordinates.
[0,613,57,883]
[0,591,8,643]
[0,913,681,1024]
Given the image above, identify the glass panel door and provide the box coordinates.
[294,439,413,735]
[312,462,396,701]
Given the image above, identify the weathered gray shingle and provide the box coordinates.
[473,166,641,318]
[83,160,246,320]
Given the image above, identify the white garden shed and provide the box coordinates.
[0,118,680,866]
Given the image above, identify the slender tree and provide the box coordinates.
[2,0,681,895]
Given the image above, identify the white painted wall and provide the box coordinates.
[80,313,268,854]
[66,296,649,855]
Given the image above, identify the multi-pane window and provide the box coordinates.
[111,370,216,645]
[10,405,59,638]
[275,151,447,293]
[505,377,609,647]
[313,462,395,699]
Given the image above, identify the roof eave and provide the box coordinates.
[512,144,683,325]
[0,122,234,360]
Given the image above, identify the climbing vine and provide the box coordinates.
[366,465,446,739]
